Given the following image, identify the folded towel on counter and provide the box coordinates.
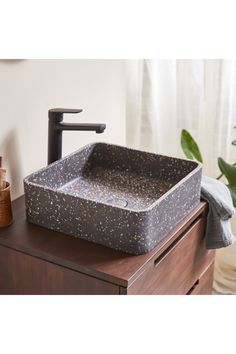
[201,175,236,249]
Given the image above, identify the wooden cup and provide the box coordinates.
[0,182,13,228]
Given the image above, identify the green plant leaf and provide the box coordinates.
[232,140,236,146]
[226,185,236,207]
[218,157,236,187]
[180,129,203,163]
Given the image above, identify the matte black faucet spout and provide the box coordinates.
[48,108,106,165]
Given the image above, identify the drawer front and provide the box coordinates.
[128,214,215,295]
[187,262,214,295]
[0,246,119,295]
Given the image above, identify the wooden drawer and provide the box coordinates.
[0,246,119,295]
[128,214,214,295]
[187,262,214,295]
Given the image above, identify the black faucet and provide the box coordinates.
[48,108,106,164]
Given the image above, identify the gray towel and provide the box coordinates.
[201,175,236,249]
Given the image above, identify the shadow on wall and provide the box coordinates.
[0,59,25,63]
[0,129,23,200]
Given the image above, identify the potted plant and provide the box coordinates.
[181,129,236,294]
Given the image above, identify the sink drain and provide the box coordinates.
[106,197,128,208]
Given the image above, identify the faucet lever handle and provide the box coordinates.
[49,108,83,122]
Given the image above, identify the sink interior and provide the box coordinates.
[59,166,174,211]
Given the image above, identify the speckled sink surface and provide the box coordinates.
[24,143,202,255]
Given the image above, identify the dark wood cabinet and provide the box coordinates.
[0,197,214,295]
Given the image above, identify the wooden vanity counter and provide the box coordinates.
[0,197,214,295]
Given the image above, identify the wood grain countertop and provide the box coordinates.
[0,196,207,287]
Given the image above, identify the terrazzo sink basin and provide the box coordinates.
[24,143,202,255]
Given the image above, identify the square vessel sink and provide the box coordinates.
[24,143,202,255]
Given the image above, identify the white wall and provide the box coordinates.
[0,60,126,200]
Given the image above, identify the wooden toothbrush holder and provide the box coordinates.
[0,182,13,228]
